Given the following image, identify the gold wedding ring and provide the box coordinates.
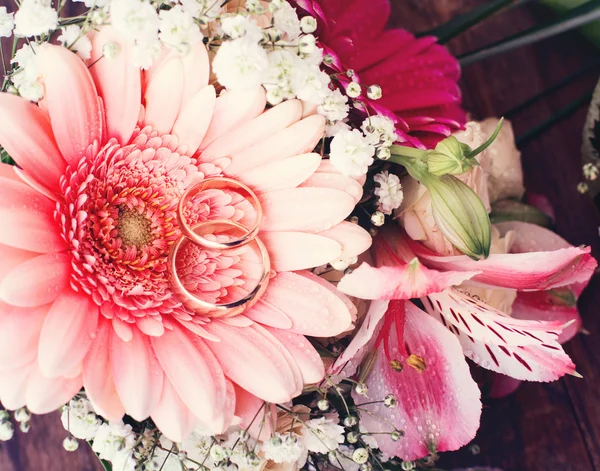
[169,178,270,317]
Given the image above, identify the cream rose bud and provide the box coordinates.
[479,117,525,203]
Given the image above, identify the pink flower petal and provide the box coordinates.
[110,327,164,421]
[244,303,293,330]
[0,253,71,307]
[240,153,322,193]
[83,318,125,421]
[409,236,596,291]
[202,99,303,163]
[25,364,82,414]
[200,87,267,149]
[151,377,197,443]
[358,301,481,461]
[233,384,275,441]
[317,222,373,260]
[0,364,32,410]
[171,85,216,156]
[262,231,342,272]
[0,162,19,181]
[0,302,47,371]
[89,26,141,144]
[203,321,302,403]
[38,291,99,377]
[0,93,66,191]
[224,115,325,176]
[0,245,37,285]
[265,327,325,384]
[181,43,210,103]
[151,323,228,431]
[259,271,353,337]
[301,171,364,203]
[260,187,355,233]
[0,178,67,253]
[143,57,184,134]
[38,44,102,166]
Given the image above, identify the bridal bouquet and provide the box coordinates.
[0,0,596,470]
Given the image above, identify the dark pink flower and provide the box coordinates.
[294,0,467,148]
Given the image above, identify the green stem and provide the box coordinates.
[389,145,428,160]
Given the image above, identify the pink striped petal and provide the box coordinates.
[0,303,47,370]
[151,324,228,431]
[144,57,184,134]
[262,231,342,271]
[0,364,32,410]
[171,85,216,156]
[338,260,477,300]
[358,301,481,461]
[38,44,102,166]
[317,222,372,260]
[152,377,197,443]
[408,237,596,291]
[0,93,66,191]
[424,295,577,381]
[202,99,303,162]
[181,43,210,103]
[25,364,82,414]
[224,115,325,176]
[200,87,267,149]
[260,187,355,233]
[38,291,98,377]
[244,302,293,330]
[265,327,325,384]
[136,315,165,337]
[89,27,141,144]
[240,153,322,193]
[110,327,164,421]
[315,159,367,186]
[203,321,302,403]
[301,171,364,203]
[0,179,67,253]
[0,253,71,307]
[259,271,353,337]
[296,270,359,322]
[0,162,19,181]
[83,318,125,421]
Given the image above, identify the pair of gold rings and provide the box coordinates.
[168,177,270,317]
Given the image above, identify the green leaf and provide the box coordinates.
[0,147,14,165]
[459,1,600,66]
[490,199,553,226]
[422,0,518,44]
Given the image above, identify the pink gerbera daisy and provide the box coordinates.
[0,28,371,441]
[294,0,467,148]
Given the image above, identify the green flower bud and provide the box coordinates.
[426,136,475,176]
[424,174,491,260]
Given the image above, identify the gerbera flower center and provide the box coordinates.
[116,206,154,250]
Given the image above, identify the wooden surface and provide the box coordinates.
[1,1,600,470]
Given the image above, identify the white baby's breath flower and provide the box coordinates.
[11,43,44,102]
[374,171,403,215]
[110,0,159,42]
[0,7,14,38]
[300,15,317,34]
[0,421,14,441]
[132,39,162,69]
[244,0,264,14]
[13,0,58,37]
[303,417,345,454]
[263,432,304,463]
[180,0,222,19]
[146,448,182,471]
[292,61,330,104]
[329,128,375,178]
[180,431,216,465]
[263,49,297,102]
[60,398,102,440]
[110,450,137,471]
[273,3,301,40]
[318,88,349,122]
[159,5,202,54]
[326,120,351,138]
[213,37,269,90]
[74,0,110,7]
[58,25,93,60]
[362,115,398,147]
[298,33,316,54]
[221,15,262,42]
[91,421,136,462]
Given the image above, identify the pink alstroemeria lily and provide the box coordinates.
[333,225,595,460]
